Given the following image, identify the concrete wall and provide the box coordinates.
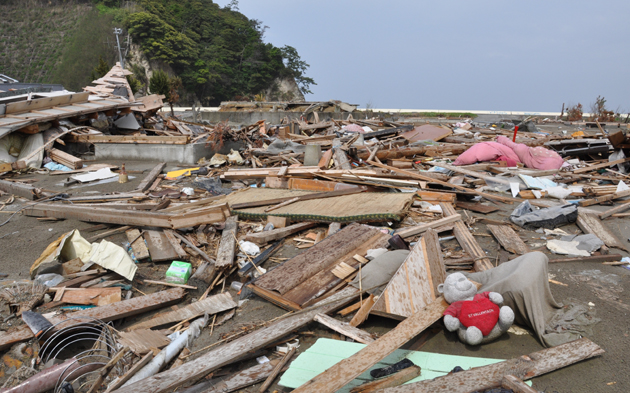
[193,110,370,125]
[93,140,244,165]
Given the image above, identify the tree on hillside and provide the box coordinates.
[280,45,316,95]
[149,70,170,99]
[91,56,110,81]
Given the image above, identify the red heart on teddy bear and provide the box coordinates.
[459,297,500,336]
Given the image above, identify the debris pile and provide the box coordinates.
[2,68,630,391]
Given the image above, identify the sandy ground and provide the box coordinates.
[1,137,630,392]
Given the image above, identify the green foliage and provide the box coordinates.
[149,69,171,100]
[126,74,143,95]
[91,55,111,81]
[51,9,117,91]
[280,45,316,95]
[121,0,313,105]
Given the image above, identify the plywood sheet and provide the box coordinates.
[144,230,179,262]
[118,329,170,355]
[400,125,452,143]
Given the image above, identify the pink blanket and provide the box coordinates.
[453,136,564,170]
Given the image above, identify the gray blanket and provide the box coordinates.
[464,251,568,347]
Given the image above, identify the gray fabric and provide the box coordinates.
[264,138,306,154]
[464,251,563,347]
[510,200,577,229]
[350,250,410,296]
[560,234,604,252]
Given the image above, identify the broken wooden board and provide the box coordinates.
[126,229,149,260]
[314,313,375,344]
[599,201,630,219]
[370,231,446,320]
[110,287,358,393]
[163,230,189,260]
[127,292,236,330]
[577,211,629,252]
[48,148,83,170]
[487,225,530,255]
[190,359,282,393]
[290,297,449,393]
[455,201,500,214]
[0,179,54,200]
[245,222,317,245]
[23,203,230,229]
[401,125,452,143]
[251,224,388,309]
[136,162,166,193]
[441,203,493,271]
[415,190,456,203]
[118,329,170,355]
[395,214,461,239]
[378,338,603,393]
[0,288,185,351]
[144,230,180,262]
[579,188,630,207]
[59,287,121,306]
[215,215,238,269]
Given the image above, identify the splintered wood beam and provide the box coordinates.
[0,288,185,351]
[290,297,449,393]
[215,215,239,269]
[440,203,493,271]
[136,162,166,192]
[599,201,630,219]
[110,287,358,393]
[577,212,629,253]
[579,189,630,207]
[379,338,603,393]
[245,222,317,245]
[0,179,54,200]
[314,313,375,344]
[487,225,530,255]
[396,214,461,239]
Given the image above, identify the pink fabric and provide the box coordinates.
[496,136,564,170]
[495,155,519,167]
[453,142,521,166]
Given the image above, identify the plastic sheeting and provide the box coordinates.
[0,132,44,169]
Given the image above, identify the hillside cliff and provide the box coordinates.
[0,0,312,105]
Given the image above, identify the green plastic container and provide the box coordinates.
[165,261,192,284]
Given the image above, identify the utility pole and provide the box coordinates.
[113,28,125,69]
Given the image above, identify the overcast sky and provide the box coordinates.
[216,1,629,113]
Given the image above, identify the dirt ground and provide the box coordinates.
[2,134,630,392]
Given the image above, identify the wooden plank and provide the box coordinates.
[333,148,352,170]
[599,200,630,219]
[144,230,179,262]
[255,224,380,295]
[0,179,53,200]
[422,228,447,292]
[577,212,629,252]
[573,157,630,174]
[368,161,513,203]
[87,225,131,242]
[401,125,452,142]
[380,338,604,393]
[110,287,358,393]
[350,365,422,393]
[349,295,375,327]
[315,313,374,344]
[455,201,500,214]
[258,349,296,393]
[487,225,530,255]
[23,203,230,228]
[215,215,238,269]
[415,190,455,203]
[136,162,166,193]
[60,287,121,306]
[395,214,461,239]
[291,296,449,393]
[369,233,442,320]
[289,178,338,192]
[127,292,236,330]
[502,375,538,393]
[248,284,303,311]
[48,148,83,170]
[549,254,622,263]
[245,222,317,245]
[199,360,281,393]
[163,230,189,259]
[441,203,493,271]
[126,229,149,260]
[0,288,186,351]
[118,329,170,355]
[222,167,382,181]
[579,188,630,207]
[5,92,89,115]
